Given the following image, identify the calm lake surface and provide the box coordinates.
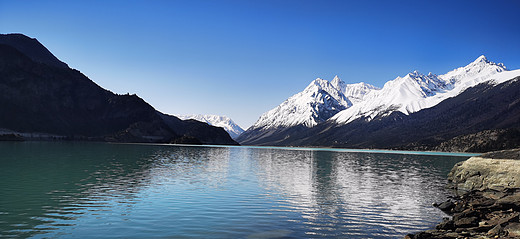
[0,142,473,238]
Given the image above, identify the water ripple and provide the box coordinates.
[0,142,468,238]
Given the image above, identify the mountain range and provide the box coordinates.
[177,114,244,139]
[237,56,520,152]
[3,33,518,152]
[0,33,237,145]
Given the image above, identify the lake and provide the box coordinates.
[0,142,473,238]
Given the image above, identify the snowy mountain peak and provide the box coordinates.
[341,82,380,104]
[404,70,425,81]
[331,75,342,84]
[330,75,343,89]
[250,76,353,130]
[406,70,439,81]
[307,78,328,89]
[249,76,381,130]
[467,55,506,70]
[304,78,351,106]
[470,55,507,69]
[239,56,520,146]
[407,71,425,80]
[332,55,517,125]
[440,56,507,86]
[473,55,488,64]
[247,55,516,134]
[330,75,380,104]
[330,75,345,89]
[177,114,244,139]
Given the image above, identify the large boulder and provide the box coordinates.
[448,152,520,194]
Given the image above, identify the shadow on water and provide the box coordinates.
[0,142,468,238]
[0,142,230,238]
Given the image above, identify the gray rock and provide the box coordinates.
[496,194,520,208]
[487,224,503,236]
[454,216,479,228]
[505,222,520,237]
[448,156,520,194]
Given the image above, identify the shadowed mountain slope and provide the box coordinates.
[0,33,237,145]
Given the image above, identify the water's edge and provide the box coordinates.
[133,143,481,157]
[406,150,520,238]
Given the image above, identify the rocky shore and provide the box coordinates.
[406,149,520,239]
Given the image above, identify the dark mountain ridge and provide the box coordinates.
[0,33,69,69]
[0,33,237,145]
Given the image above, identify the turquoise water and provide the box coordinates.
[0,142,469,238]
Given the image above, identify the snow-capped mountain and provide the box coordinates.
[292,74,520,151]
[331,76,380,104]
[177,114,244,139]
[332,55,510,124]
[238,55,520,148]
[249,76,379,130]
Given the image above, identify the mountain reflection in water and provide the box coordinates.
[0,142,466,238]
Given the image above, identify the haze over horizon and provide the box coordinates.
[1,0,519,129]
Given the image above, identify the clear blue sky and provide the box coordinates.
[1,0,519,129]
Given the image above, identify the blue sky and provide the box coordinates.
[1,0,519,129]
